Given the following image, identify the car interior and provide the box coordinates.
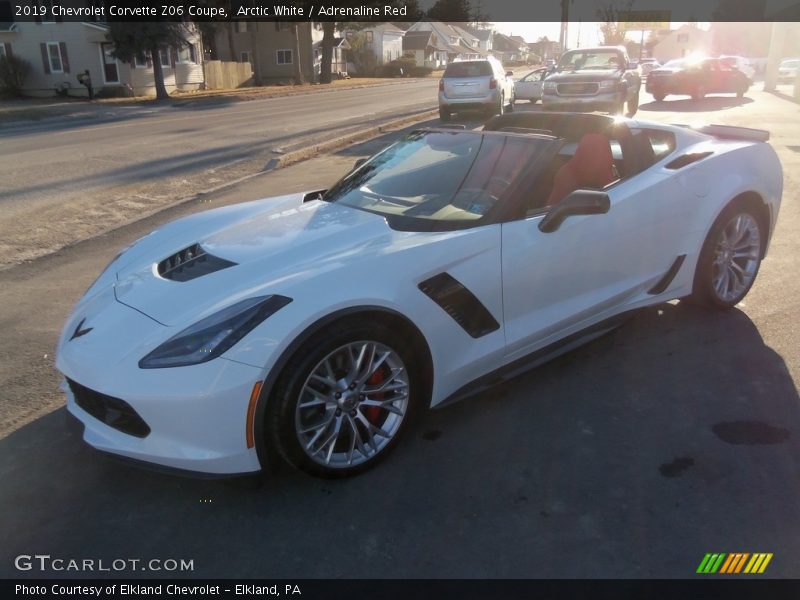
[483,113,677,214]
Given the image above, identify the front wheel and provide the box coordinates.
[439,106,451,122]
[266,319,420,478]
[653,92,666,102]
[692,85,706,102]
[690,202,764,309]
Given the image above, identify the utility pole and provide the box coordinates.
[559,0,569,52]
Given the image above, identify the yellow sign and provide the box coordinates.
[618,10,671,31]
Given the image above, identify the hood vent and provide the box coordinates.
[157,244,237,282]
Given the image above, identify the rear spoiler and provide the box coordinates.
[674,123,770,142]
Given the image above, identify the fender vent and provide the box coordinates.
[419,273,500,338]
[157,244,237,282]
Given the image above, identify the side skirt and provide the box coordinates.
[437,309,639,408]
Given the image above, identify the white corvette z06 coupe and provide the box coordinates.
[57,113,782,479]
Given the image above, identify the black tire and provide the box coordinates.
[507,91,515,112]
[266,318,422,478]
[653,92,666,102]
[690,200,765,310]
[626,91,639,117]
[439,106,451,122]
[736,85,748,99]
[692,85,706,102]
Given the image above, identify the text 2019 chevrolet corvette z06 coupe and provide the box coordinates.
[57,112,782,479]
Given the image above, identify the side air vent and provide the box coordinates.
[419,273,500,338]
[157,244,237,282]
[665,151,713,170]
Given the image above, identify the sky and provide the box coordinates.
[492,22,711,47]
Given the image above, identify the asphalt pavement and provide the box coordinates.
[0,87,799,578]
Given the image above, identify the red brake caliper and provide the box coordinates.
[364,368,386,424]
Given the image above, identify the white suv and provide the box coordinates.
[438,57,515,121]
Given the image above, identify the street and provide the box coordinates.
[0,79,438,268]
[1,80,799,578]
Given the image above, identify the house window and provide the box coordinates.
[240,51,251,64]
[177,44,196,64]
[159,48,171,68]
[46,41,63,72]
[276,49,292,65]
[677,33,689,43]
[235,22,247,33]
[134,53,149,68]
[365,31,373,43]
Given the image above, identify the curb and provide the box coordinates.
[261,108,439,173]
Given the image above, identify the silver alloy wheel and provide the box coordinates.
[295,341,410,468]
[711,213,761,303]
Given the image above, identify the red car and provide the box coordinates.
[646,57,751,102]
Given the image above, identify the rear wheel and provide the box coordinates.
[267,319,420,478]
[653,92,666,102]
[692,85,706,101]
[507,90,515,112]
[690,201,764,309]
[439,106,451,122]
[736,84,748,98]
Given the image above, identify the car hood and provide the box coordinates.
[112,193,399,326]
[547,69,623,82]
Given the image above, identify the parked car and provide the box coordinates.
[58,112,782,479]
[438,57,515,121]
[778,58,800,83]
[541,46,642,117]
[638,58,661,77]
[514,67,549,103]
[646,57,751,101]
[719,55,756,80]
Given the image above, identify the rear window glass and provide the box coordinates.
[444,62,493,78]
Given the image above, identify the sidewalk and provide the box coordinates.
[0,76,438,124]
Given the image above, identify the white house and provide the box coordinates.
[406,21,484,62]
[0,12,203,97]
[346,23,405,66]
[402,30,448,69]
[652,24,713,63]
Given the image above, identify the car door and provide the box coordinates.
[515,69,547,100]
[500,134,697,360]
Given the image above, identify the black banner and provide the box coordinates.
[5,580,800,600]
[3,0,800,22]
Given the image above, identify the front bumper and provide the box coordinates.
[57,289,266,475]
[542,91,621,112]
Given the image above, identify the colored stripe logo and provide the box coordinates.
[697,553,773,574]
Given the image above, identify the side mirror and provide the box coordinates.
[506,71,514,77]
[539,190,610,233]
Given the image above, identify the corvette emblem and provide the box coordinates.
[69,318,93,341]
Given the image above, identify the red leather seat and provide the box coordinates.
[545,133,616,206]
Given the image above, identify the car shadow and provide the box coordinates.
[641,96,754,112]
[1,301,798,578]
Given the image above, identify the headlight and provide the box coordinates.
[139,295,292,369]
[599,80,618,91]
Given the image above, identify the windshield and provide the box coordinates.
[558,50,624,71]
[323,131,553,226]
